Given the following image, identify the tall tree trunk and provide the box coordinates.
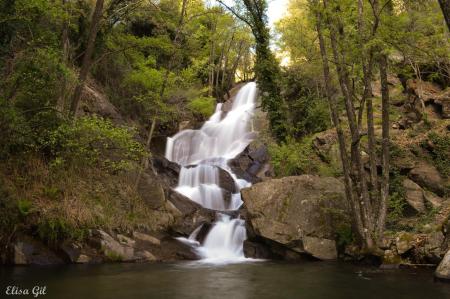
[377,48,391,237]
[323,0,375,250]
[313,0,364,243]
[70,0,104,116]
[57,0,70,113]
[438,0,450,31]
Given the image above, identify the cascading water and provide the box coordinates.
[165,82,258,262]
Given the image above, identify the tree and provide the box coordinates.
[217,0,288,140]
[70,0,105,116]
[438,0,450,31]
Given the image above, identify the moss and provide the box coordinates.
[105,250,123,262]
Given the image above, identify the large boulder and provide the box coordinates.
[241,175,348,260]
[10,235,64,265]
[167,189,216,236]
[409,162,445,196]
[402,178,426,213]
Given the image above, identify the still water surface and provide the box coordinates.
[1,261,450,299]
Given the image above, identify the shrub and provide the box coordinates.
[37,217,87,244]
[45,116,147,172]
[188,96,215,118]
[269,137,317,176]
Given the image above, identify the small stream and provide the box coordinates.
[2,262,450,299]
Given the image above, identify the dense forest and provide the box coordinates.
[1,0,450,283]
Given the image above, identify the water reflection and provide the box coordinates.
[1,262,450,299]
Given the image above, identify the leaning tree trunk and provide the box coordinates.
[70,0,104,116]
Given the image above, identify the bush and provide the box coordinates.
[37,217,87,244]
[45,116,147,172]
[188,96,215,118]
[269,137,317,176]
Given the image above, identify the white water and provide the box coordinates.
[165,82,258,263]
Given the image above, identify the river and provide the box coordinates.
[2,261,450,299]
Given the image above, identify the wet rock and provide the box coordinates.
[11,236,64,265]
[409,162,445,196]
[229,145,272,183]
[243,240,273,259]
[435,249,450,280]
[135,250,157,262]
[152,156,180,188]
[242,175,348,260]
[303,236,337,260]
[168,190,216,236]
[402,178,426,213]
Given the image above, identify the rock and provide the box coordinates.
[379,237,394,250]
[117,234,136,247]
[396,232,415,255]
[79,81,123,124]
[11,236,64,265]
[135,250,157,262]
[168,190,216,236]
[409,162,445,195]
[135,172,166,209]
[243,240,273,259]
[90,229,135,262]
[229,145,272,183]
[132,232,161,246]
[402,179,426,213]
[435,249,450,280]
[435,88,450,118]
[423,191,444,209]
[242,175,348,259]
[424,231,445,263]
[382,249,402,266]
[77,255,91,264]
[152,156,180,188]
[60,242,82,263]
[303,236,337,260]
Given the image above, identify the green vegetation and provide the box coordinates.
[428,132,450,177]
[188,96,216,118]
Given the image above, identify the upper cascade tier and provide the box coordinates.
[165,82,257,166]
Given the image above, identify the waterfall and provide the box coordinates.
[165,82,257,263]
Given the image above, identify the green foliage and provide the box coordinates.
[17,199,33,217]
[37,217,87,244]
[336,224,354,247]
[427,132,450,177]
[45,117,147,172]
[269,137,317,176]
[387,169,407,225]
[188,96,215,117]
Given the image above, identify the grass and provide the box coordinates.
[0,155,173,244]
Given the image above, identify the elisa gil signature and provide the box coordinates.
[4,285,47,297]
